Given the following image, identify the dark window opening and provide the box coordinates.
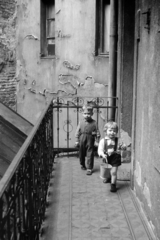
[95,0,110,56]
[41,0,55,57]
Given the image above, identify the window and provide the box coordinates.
[41,0,55,57]
[95,0,110,56]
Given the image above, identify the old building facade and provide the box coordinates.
[0,0,160,238]
[16,0,112,123]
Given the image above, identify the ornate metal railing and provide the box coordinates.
[0,96,119,239]
[52,96,119,156]
[0,100,54,240]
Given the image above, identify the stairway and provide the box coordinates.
[0,101,33,179]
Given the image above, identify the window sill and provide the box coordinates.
[96,53,109,58]
[40,56,56,59]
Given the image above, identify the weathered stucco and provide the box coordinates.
[143,182,151,208]
[133,0,160,238]
[2,0,160,237]
[135,161,142,186]
[16,0,109,124]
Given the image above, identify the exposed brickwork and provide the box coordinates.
[0,0,17,110]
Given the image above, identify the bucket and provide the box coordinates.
[100,163,112,179]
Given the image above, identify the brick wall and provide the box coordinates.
[0,0,17,110]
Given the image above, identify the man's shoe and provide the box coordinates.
[81,165,87,170]
[110,184,117,192]
[86,169,92,175]
[103,178,111,183]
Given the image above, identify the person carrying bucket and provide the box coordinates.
[98,121,126,192]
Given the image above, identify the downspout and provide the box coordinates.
[108,0,118,120]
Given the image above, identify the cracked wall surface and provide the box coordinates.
[133,1,160,237]
[14,0,110,124]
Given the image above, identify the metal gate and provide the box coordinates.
[52,96,119,155]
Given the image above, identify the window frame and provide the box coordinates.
[40,0,55,58]
[95,0,110,57]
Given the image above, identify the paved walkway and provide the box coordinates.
[41,156,154,240]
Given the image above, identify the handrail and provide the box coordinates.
[0,97,54,240]
[0,98,53,197]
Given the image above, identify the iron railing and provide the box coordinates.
[52,96,119,156]
[0,96,118,239]
[0,100,54,240]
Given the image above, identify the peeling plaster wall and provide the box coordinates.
[133,0,160,238]
[16,0,109,124]
[16,0,55,122]
[0,0,17,110]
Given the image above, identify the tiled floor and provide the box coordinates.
[41,156,154,240]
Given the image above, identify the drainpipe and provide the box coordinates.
[108,0,118,121]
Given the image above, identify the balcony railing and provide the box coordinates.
[52,96,119,156]
[0,96,118,240]
[0,100,54,240]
